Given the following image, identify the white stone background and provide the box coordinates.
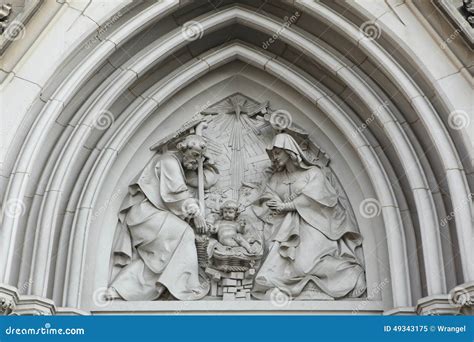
[0,0,472,315]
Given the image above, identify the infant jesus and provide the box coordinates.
[210,199,256,253]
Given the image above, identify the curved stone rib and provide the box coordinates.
[297,0,472,283]
[63,43,411,308]
[0,0,182,287]
[33,6,441,301]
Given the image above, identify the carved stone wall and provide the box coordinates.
[0,0,472,315]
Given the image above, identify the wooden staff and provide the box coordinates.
[194,122,210,268]
[195,122,208,218]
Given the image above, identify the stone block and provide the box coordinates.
[243,278,253,285]
[245,269,256,277]
[223,293,235,301]
[230,272,245,279]
[222,278,238,286]
[210,280,218,296]
[205,267,221,280]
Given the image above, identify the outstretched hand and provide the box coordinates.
[193,214,208,234]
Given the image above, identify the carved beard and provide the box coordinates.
[183,158,198,170]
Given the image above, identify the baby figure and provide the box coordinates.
[213,199,253,253]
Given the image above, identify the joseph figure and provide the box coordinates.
[106,134,218,301]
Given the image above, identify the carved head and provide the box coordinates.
[267,133,311,172]
[270,147,292,171]
[177,135,207,170]
[220,199,239,220]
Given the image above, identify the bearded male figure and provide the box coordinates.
[106,134,218,301]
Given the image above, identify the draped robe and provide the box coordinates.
[110,152,210,301]
[252,165,366,300]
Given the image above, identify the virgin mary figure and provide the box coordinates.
[252,133,366,300]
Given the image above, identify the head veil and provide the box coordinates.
[266,133,317,169]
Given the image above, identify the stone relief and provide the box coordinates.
[462,0,474,26]
[0,4,12,34]
[106,93,366,302]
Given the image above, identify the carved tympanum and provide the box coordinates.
[107,94,366,302]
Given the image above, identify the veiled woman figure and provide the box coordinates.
[252,133,366,300]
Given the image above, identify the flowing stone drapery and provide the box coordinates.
[0,0,471,314]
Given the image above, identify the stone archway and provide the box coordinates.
[0,0,472,316]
